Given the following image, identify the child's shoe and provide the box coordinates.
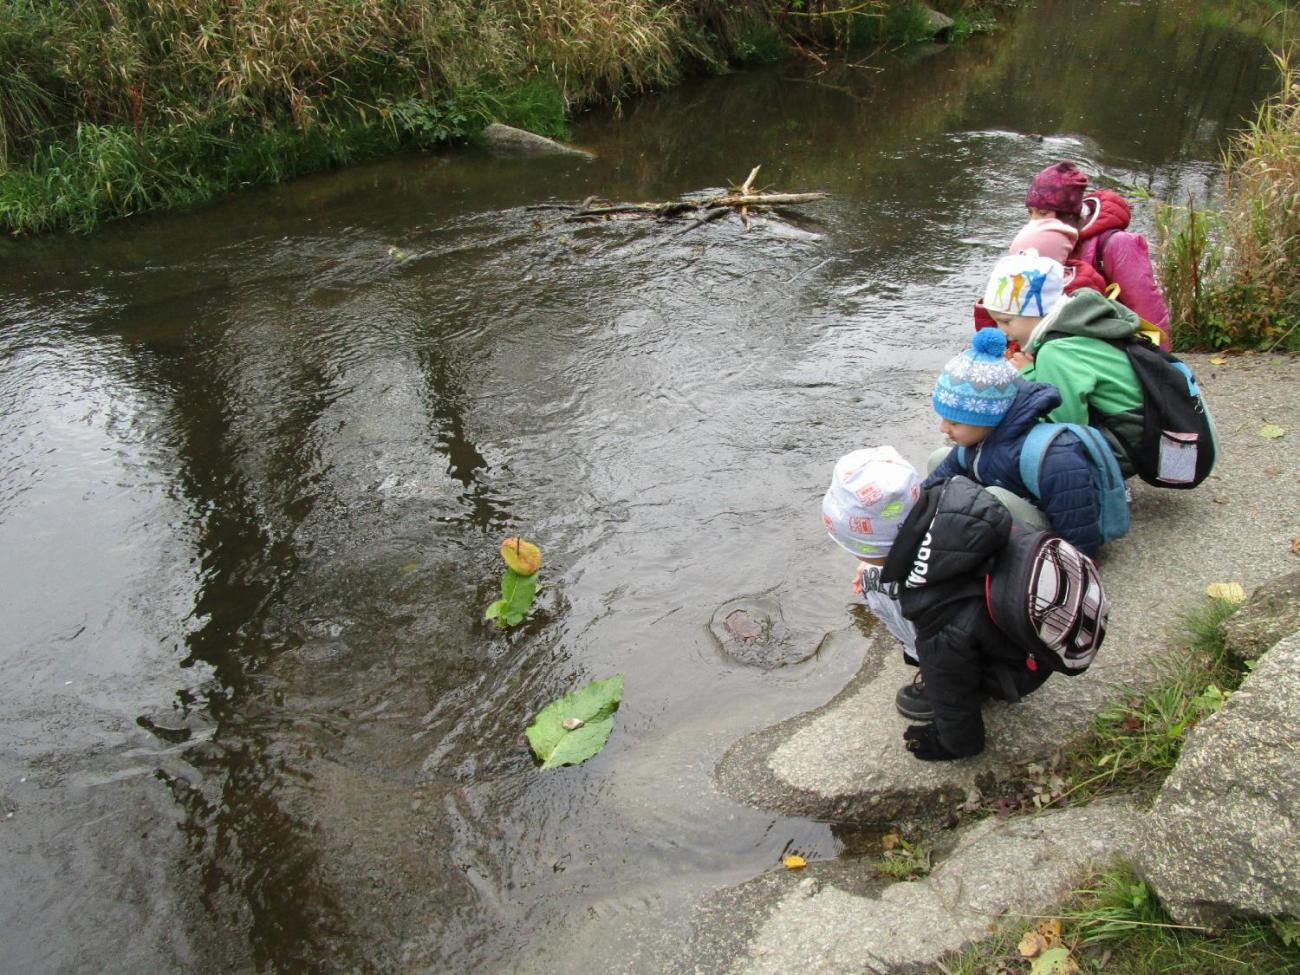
[894,672,934,722]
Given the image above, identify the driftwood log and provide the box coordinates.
[537,166,828,227]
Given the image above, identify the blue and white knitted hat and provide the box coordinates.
[821,446,921,559]
[932,329,1020,426]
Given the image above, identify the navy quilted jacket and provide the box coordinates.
[924,380,1103,556]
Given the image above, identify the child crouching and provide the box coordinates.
[823,452,1051,761]
[926,327,1116,557]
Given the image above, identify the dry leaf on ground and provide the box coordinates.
[1291,537,1300,557]
[1206,582,1246,603]
[1036,918,1063,948]
[1210,355,1228,365]
[881,830,903,851]
[1259,423,1286,439]
[1029,945,1079,975]
[1018,931,1047,958]
[782,855,806,870]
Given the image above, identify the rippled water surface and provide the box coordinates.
[0,2,1278,971]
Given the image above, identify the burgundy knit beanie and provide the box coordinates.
[1025,161,1088,217]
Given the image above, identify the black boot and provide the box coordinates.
[894,671,934,722]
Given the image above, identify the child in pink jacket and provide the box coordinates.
[1022,162,1171,350]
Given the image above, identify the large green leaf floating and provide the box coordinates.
[526,675,624,769]
[484,568,538,627]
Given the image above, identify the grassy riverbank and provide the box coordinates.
[951,865,1300,974]
[0,0,993,234]
[950,596,1300,974]
[1158,48,1300,352]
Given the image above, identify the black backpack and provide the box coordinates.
[984,527,1109,676]
[1042,332,1218,489]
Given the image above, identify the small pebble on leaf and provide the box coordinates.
[561,717,585,730]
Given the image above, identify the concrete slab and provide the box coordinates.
[678,801,1144,975]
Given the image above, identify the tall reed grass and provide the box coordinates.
[1157,48,1300,351]
[0,0,971,234]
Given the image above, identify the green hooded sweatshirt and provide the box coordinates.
[1021,289,1143,426]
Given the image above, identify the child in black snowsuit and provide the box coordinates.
[824,453,1051,761]
[882,476,1050,760]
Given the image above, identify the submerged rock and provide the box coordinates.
[1221,569,1300,661]
[1137,630,1300,927]
[708,596,820,669]
[481,123,594,158]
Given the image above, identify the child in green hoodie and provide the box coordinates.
[983,253,1144,472]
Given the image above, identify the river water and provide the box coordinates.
[0,2,1278,972]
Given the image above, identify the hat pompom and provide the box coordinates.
[971,327,1007,359]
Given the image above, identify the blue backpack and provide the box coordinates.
[1019,423,1130,544]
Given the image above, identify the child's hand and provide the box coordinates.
[1009,350,1034,370]
[852,563,866,594]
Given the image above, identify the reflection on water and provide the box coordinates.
[0,2,1277,971]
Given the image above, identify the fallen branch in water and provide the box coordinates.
[554,166,829,225]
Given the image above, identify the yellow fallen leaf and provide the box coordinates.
[1029,946,1078,975]
[500,537,542,576]
[1206,582,1246,604]
[1036,917,1063,948]
[399,561,420,574]
[1292,537,1300,557]
[1209,356,1228,365]
[1259,423,1286,439]
[782,855,807,870]
[1018,931,1046,958]
[881,830,903,851]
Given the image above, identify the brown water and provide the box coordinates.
[0,2,1277,972]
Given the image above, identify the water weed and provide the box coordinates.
[1158,48,1300,351]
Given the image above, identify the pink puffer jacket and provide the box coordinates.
[1074,190,1171,350]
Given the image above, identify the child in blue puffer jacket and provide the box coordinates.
[925,328,1106,557]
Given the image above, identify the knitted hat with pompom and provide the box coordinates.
[932,329,1020,427]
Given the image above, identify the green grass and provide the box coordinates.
[873,831,933,881]
[978,598,1246,815]
[1045,598,1245,806]
[0,97,485,234]
[936,597,1300,973]
[1158,48,1300,352]
[948,865,1300,974]
[0,0,989,234]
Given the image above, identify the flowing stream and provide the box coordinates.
[0,2,1278,971]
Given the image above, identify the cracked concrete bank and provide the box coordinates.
[716,353,1300,825]
[676,801,1145,975]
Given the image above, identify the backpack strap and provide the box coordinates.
[1068,424,1125,492]
[1018,423,1067,500]
[1024,420,1126,492]
[1094,228,1121,279]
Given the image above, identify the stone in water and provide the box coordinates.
[723,610,764,642]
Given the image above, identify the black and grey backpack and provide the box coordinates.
[984,526,1109,676]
